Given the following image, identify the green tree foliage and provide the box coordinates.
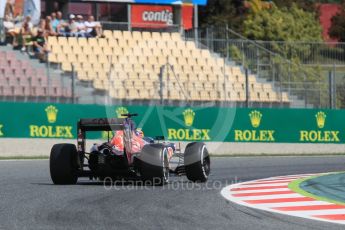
[241,3,323,105]
[243,3,322,73]
[199,0,246,31]
[329,1,345,42]
[199,0,319,32]
[246,0,273,14]
[243,4,322,42]
[272,0,317,12]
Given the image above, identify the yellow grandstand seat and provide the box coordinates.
[122,31,132,40]
[103,30,113,39]
[113,30,123,39]
[48,30,288,103]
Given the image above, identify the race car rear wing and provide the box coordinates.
[77,118,125,154]
[78,118,125,132]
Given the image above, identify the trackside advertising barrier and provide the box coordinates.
[0,102,344,143]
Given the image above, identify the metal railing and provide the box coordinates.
[183,26,345,109]
[0,18,5,44]
[101,21,181,33]
[184,26,345,65]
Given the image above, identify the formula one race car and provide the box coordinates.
[49,113,210,185]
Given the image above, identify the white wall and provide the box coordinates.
[0,138,344,157]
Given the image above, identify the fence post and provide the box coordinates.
[226,24,229,61]
[206,27,209,50]
[272,61,275,84]
[127,4,132,31]
[159,65,164,105]
[0,18,5,44]
[245,68,249,108]
[211,26,214,52]
[256,47,259,76]
[241,42,245,67]
[223,57,227,102]
[334,64,337,109]
[329,70,332,109]
[318,73,321,109]
[46,54,51,102]
[329,68,336,109]
[288,62,291,95]
[194,5,199,48]
[279,64,283,107]
[71,65,75,104]
[304,73,307,108]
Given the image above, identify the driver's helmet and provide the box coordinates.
[135,128,144,137]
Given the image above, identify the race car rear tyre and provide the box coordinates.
[184,142,210,182]
[139,144,169,186]
[50,144,78,185]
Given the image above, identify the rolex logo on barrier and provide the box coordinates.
[168,108,211,141]
[234,110,275,142]
[300,111,339,142]
[45,105,58,123]
[249,110,262,128]
[315,111,326,129]
[183,109,195,127]
[116,107,129,118]
[29,105,73,138]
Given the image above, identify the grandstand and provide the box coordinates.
[0,49,72,102]
[45,30,290,106]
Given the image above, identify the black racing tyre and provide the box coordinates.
[50,144,78,185]
[184,142,210,182]
[139,144,169,186]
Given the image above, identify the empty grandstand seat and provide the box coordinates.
[2,86,13,96]
[45,31,287,103]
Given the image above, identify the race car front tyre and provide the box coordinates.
[139,144,169,185]
[50,144,78,185]
[184,142,210,182]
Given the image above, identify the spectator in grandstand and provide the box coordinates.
[76,15,87,37]
[59,14,78,37]
[3,15,18,46]
[54,11,65,34]
[51,12,57,31]
[4,0,14,20]
[84,15,103,37]
[19,16,33,52]
[33,28,49,61]
[38,18,46,32]
[45,16,58,36]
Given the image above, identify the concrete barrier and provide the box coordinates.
[0,138,344,157]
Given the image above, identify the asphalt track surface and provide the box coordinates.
[1,156,345,230]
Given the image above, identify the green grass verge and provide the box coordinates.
[288,172,345,206]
